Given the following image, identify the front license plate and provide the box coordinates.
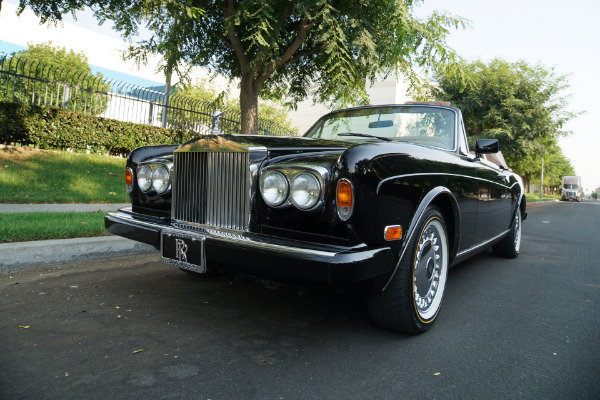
[161,229,206,273]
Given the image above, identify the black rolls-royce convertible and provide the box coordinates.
[105,102,526,334]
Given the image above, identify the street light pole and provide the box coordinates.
[539,154,544,200]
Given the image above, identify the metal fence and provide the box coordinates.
[0,54,295,136]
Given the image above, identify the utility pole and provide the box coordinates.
[539,154,544,200]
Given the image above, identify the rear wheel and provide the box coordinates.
[492,209,521,258]
[365,206,449,334]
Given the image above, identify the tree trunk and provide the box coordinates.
[239,73,260,135]
[162,67,172,129]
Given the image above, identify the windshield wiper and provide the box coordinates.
[337,132,393,142]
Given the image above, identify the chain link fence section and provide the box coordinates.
[0,54,296,137]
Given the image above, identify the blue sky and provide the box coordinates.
[415,0,600,191]
[1,0,162,88]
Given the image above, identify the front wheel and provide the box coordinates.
[365,206,449,334]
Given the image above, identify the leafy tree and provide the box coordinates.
[434,59,578,184]
[17,41,93,72]
[539,144,575,193]
[258,100,298,134]
[174,77,299,133]
[1,41,109,114]
[17,0,466,134]
[174,77,239,109]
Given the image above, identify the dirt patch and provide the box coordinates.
[0,144,60,161]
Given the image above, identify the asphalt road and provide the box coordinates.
[1,201,599,400]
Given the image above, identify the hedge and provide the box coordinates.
[0,102,195,156]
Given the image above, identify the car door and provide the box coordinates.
[472,158,512,243]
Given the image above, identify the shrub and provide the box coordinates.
[0,102,194,156]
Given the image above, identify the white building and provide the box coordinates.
[289,74,413,134]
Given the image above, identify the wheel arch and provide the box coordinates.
[381,186,461,291]
[430,192,461,263]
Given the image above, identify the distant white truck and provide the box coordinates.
[561,176,582,202]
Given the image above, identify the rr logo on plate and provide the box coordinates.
[175,239,188,262]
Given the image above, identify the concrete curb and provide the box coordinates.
[0,236,155,272]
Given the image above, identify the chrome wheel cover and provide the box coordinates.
[514,211,521,252]
[413,218,448,321]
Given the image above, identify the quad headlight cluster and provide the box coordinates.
[260,169,324,211]
[136,163,172,194]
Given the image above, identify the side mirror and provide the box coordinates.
[475,139,499,158]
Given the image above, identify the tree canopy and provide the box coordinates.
[14,41,93,74]
[1,41,109,113]
[174,77,299,133]
[541,145,575,192]
[17,0,466,134]
[434,59,578,184]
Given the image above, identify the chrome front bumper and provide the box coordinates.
[105,208,393,289]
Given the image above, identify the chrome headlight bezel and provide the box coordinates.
[137,162,172,195]
[259,166,326,211]
[137,165,153,192]
[290,172,322,210]
[260,170,289,207]
[152,165,171,194]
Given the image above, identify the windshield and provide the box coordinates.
[304,106,456,150]
[563,184,579,190]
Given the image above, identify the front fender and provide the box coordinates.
[381,186,461,291]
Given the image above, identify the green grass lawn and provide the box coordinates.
[525,193,561,202]
[0,211,109,243]
[0,145,129,203]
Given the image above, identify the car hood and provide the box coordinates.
[176,134,355,157]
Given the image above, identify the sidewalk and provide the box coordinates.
[525,199,559,206]
[0,203,130,213]
[0,204,155,272]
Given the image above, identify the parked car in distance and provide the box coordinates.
[105,102,526,334]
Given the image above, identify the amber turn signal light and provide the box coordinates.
[337,179,353,207]
[125,167,133,185]
[384,225,403,241]
[336,178,354,221]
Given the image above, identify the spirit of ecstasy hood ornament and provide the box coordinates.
[211,110,225,135]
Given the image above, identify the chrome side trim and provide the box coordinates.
[455,229,510,258]
[108,211,338,258]
[377,172,512,193]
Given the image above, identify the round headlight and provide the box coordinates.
[291,173,321,210]
[137,165,152,192]
[152,165,171,194]
[261,170,289,207]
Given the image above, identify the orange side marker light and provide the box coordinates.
[384,225,403,241]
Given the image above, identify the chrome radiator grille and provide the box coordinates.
[172,151,250,231]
